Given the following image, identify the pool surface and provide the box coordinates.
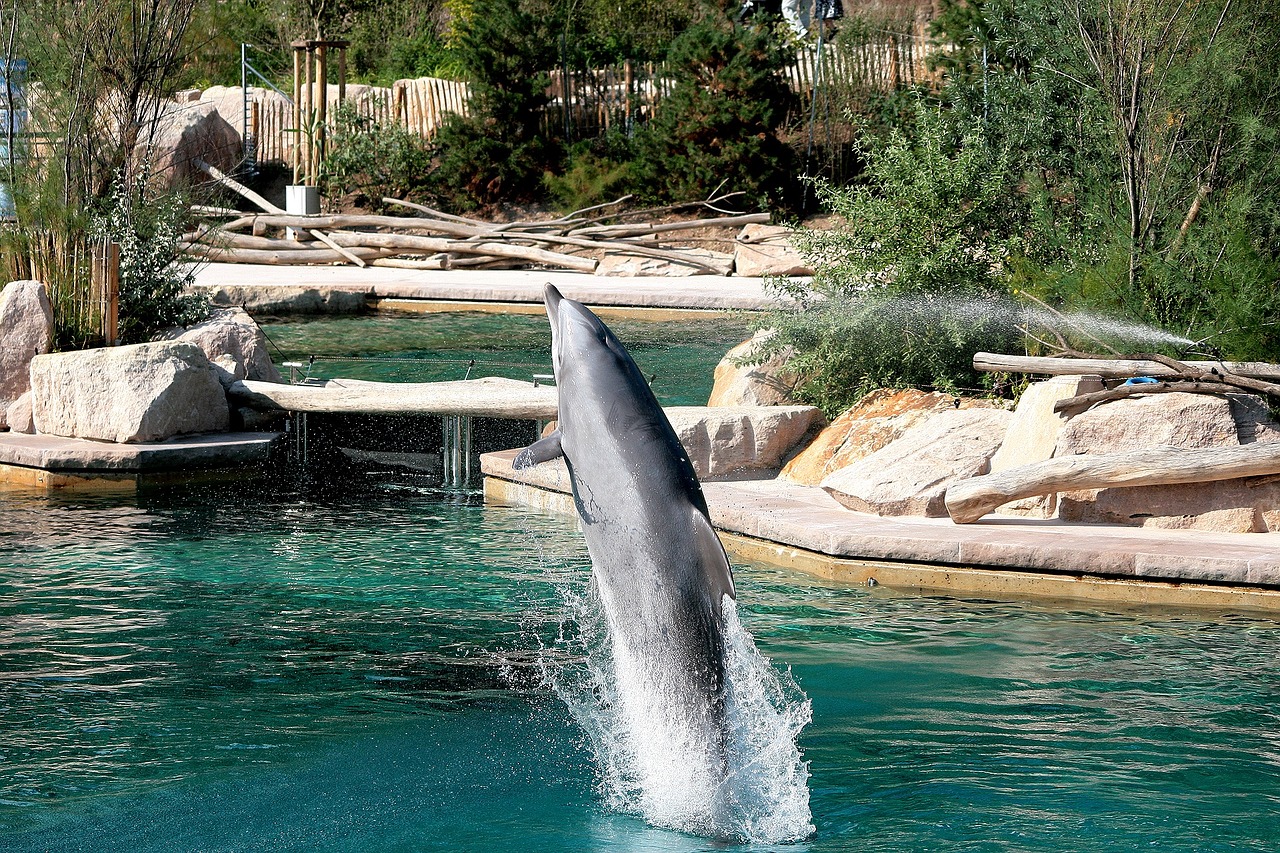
[3,479,1279,851]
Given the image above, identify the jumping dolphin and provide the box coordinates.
[515,284,736,823]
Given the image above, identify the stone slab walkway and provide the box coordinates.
[480,449,1280,610]
[0,432,280,475]
[190,263,797,311]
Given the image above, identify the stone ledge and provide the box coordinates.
[0,432,282,474]
[481,449,1280,602]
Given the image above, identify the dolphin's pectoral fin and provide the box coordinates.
[692,508,736,603]
[513,430,564,469]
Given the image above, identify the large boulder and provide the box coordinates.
[821,408,1012,517]
[986,374,1105,517]
[1054,391,1280,532]
[666,405,825,481]
[732,224,814,277]
[30,341,229,442]
[1056,392,1240,455]
[707,330,798,407]
[142,101,241,187]
[0,280,54,429]
[781,388,1004,486]
[5,391,34,434]
[164,307,282,384]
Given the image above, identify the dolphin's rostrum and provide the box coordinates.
[516,283,737,829]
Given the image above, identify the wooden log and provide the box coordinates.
[973,351,1280,382]
[945,442,1280,524]
[180,243,396,265]
[194,158,285,215]
[569,212,769,238]
[213,212,482,238]
[323,231,597,272]
[186,232,325,251]
[466,231,729,272]
[308,229,367,267]
[1053,380,1240,412]
[229,376,559,419]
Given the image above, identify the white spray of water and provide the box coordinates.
[839,293,1197,350]
[542,579,814,844]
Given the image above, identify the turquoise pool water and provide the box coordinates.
[259,312,756,407]
[3,480,1280,852]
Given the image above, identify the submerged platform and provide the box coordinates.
[0,432,282,492]
[480,449,1280,613]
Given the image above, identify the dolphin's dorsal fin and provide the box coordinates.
[513,430,565,470]
[692,507,736,603]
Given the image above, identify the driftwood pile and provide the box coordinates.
[181,160,767,275]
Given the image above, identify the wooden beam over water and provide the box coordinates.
[230,376,559,419]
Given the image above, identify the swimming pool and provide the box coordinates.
[3,478,1279,852]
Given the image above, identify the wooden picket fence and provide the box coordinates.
[246,27,932,167]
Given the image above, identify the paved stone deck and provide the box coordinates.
[0,432,281,490]
[481,449,1280,611]
[190,263,796,312]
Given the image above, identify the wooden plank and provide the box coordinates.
[973,351,1280,381]
[230,376,559,419]
[946,442,1280,524]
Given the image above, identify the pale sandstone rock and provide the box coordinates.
[781,388,1003,486]
[142,102,242,187]
[666,405,825,481]
[0,280,54,429]
[30,341,229,443]
[707,330,798,407]
[732,224,813,277]
[5,391,34,434]
[165,307,282,384]
[1054,392,1280,533]
[822,408,1012,517]
[1059,478,1280,534]
[595,248,733,277]
[206,285,369,315]
[1056,392,1239,456]
[988,374,1104,517]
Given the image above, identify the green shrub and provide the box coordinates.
[428,0,558,210]
[320,104,436,207]
[543,136,633,212]
[630,14,794,208]
[91,178,208,345]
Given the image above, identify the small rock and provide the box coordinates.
[707,330,798,407]
[821,408,1012,517]
[732,224,813,277]
[666,405,825,481]
[0,280,54,430]
[781,388,1003,486]
[30,341,229,443]
[5,391,34,434]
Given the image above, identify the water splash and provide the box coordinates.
[541,580,814,844]
[830,293,1196,350]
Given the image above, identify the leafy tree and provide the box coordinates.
[428,0,558,209]
[630,10,794,207]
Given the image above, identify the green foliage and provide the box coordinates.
[428,0,558,209]
[90,179,208,344]
[543,136,633,212]
[320,103,435,206]
[764,109,1035,413]
[630,15,793,208]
